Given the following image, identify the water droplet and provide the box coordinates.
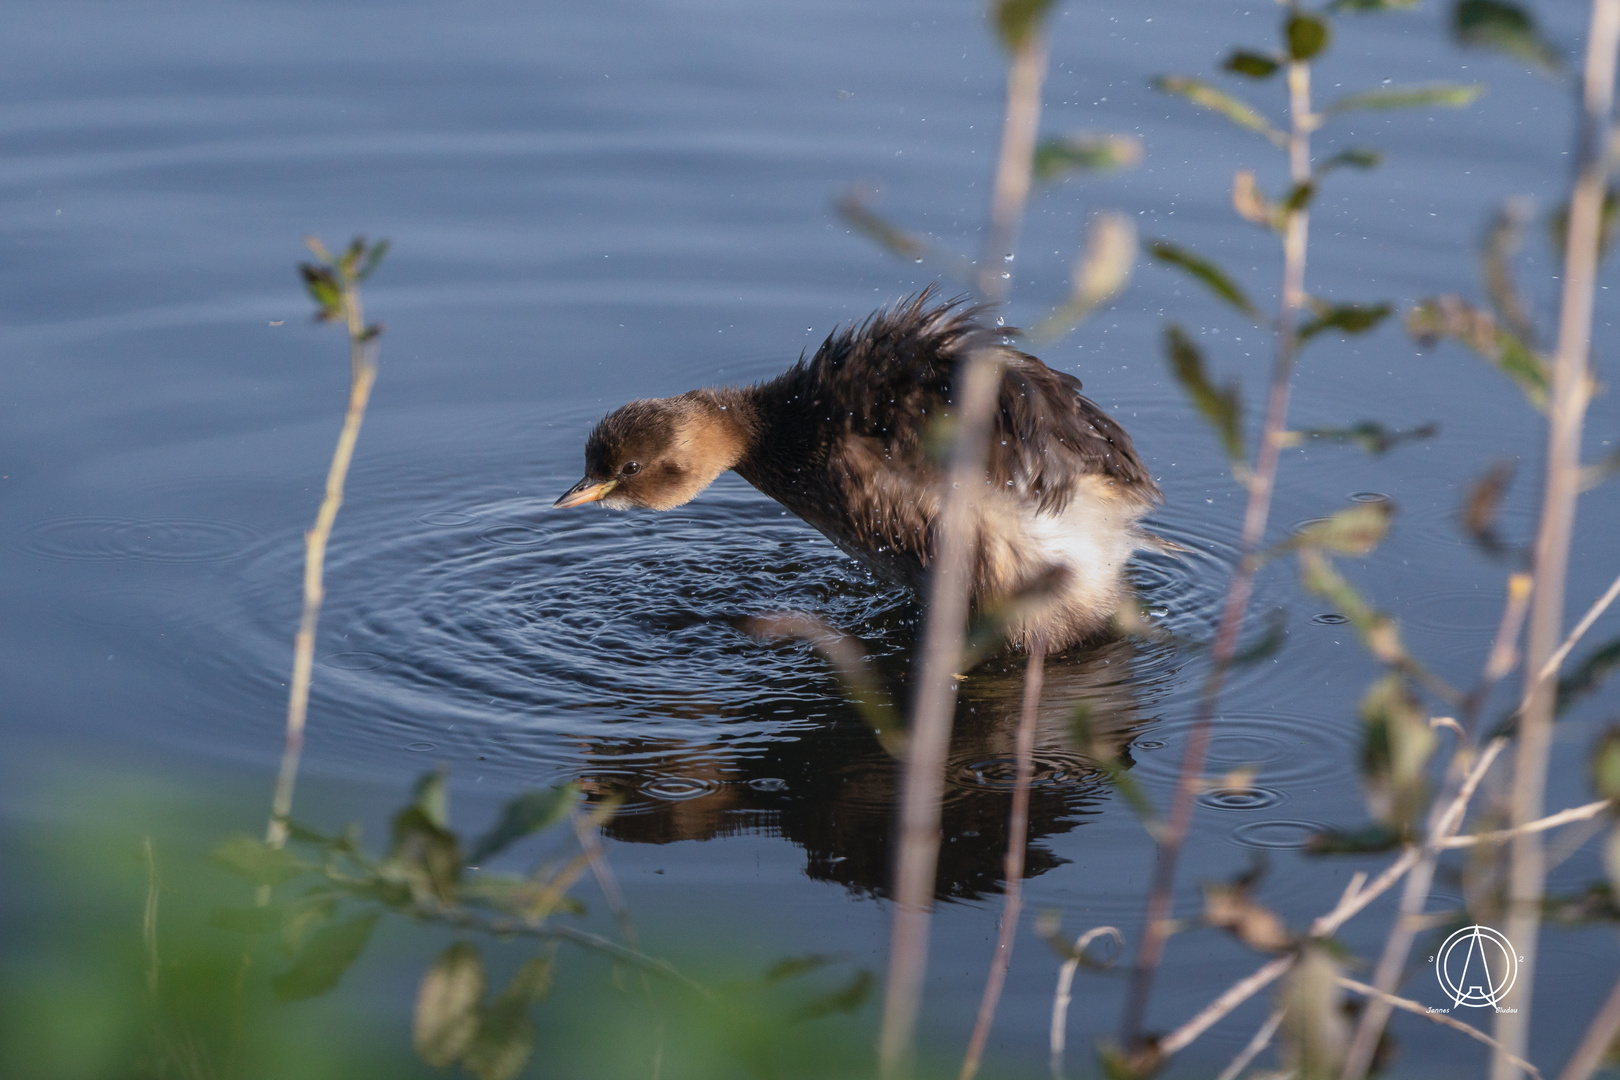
[1311,612,1350,625]
[406,742,437,753]
[1146,605,1170,619]
[1003,252,1015,262]
[1000,271,1011,280]
[1135,739,1166,750]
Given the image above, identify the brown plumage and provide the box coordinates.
[554,289,1161,652]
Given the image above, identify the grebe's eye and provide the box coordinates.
[621,461,642,476]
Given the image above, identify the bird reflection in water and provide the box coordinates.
[573,635,1150,900]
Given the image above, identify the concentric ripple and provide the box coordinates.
[19,516,257,563]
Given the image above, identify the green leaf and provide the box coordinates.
[1283,181,1317,214]
[992,0,1056,52]
[1164,324,1244,463]
[414,942,486,1068]
[389,808,463,905]
[1032,133,1143,183]
[1407,295,1550,410]
[796,969,874,1019]
[1298,421,1438,455]
[1557,636,1620,717]
[1359,673,1436,830]
[208,904,288,935]
[1454,0,1563,74]
[463,957,553,1080]
[836,188,976,283]
[211,835,311,886]
[1152,76,1285,146]
[1030,211,1138,342]
[1318,147,1384,174]
[1286,499,1395,556]
[270,910,381,1001]
[1299,301,1392,342]
[1149,241,1263,320]
[1305,824,1403,854]
[469,784,579,864]
[1286,13,1331,61]
[1223,49,1280,78]
[411,768,451,830]
[356,238,391,282]
[298,264,343,321]
[1324,82,1485,116]
[1279,946,1351,1077]
[1298,549,1408,666]
[1591,727,1620,801]
[764,954,840,983]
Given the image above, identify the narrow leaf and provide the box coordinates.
[1032,133,1143,183]
[1149,241,1263,320]
[1233,608,1288,666]
[1483,197,1537,345]
[1223,49,1280,79]
[1298,549,1407,666]
[1031,212,1137,341]
[1462,460,1515,554]
[1279,947,1351,1078]
[1299,301,1392,342]
[836,188,975,282]
[1359,673,1436,830]
[1318,147,1384,174]
[464,957,553,1080]
[1164,324,1244,462]
[1286,14,1331,61]
[1557,637,1620,717]
[1549,187,1620,261]
[1324,82,1485,116]
[1298,421,1438,455]
[1286,499,1395,556]
[1306,824,1403,854]
[796,970,875,1019]
[212,836,311,886]
[356,238,391,283]
[1454,0,1563,74]
[1232,169,1277,229]
[415,942,486,1068]
[1407,295,1550,410]
[271,910,381,1001]
[470,784,580,864]
[1153,76,1286,145]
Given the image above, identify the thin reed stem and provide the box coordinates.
[1118,56,1314,1051]
[959,637,1047,1080]
[1556,975,1620,1080]
[266,278,379,851]
[1497,4,1620,1075]
[878,20,1048,1074]
[1217,1008,1284,1080]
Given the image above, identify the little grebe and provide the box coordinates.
[553,291,1160,651]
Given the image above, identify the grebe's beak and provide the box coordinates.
[553,477,617,509]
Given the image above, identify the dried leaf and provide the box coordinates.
[469,784,579,864]
[1223,49,1280,79]
[836,187,974,282]
[414,942,486,1068]
[1164,324,1244,462]
[1298,549,1408,666]
[1153,76,1286,146]
[1453,0,1563,74]
[270,910,381,1002]
[1286,13,1331,61]
[1287,499,1395,557]
[1463,460,1515,554]
[1149,241,1263,320]
[1032,212,1137,341]
[1204,877,1292,952]
[1233,169,1276,228]
[1483,197,1537,346]
[1033,133,1143,182]
[1323,82,1485,117]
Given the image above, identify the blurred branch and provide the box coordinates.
[1442,798,1613,847]
[267,236,386,855]
[1338,976,1546,1080]
[1500,5,1620,1075]
[1557,975,1620,1080]
[1216,1008,1284,1080]
[959,638,1047,1080]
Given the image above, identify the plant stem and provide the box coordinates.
[878,25,1047,1076]
[959,637,1047,1080]
[1557,975,1620,1080]
[266,282,378,851]
[1118,56,1314,1051]
[1496,3,1620,1075]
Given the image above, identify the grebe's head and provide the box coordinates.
[553,393,744,511]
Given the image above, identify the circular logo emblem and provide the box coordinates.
[1435,925,1518,1009]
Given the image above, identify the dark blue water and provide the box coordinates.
[3,1,1618,1075]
